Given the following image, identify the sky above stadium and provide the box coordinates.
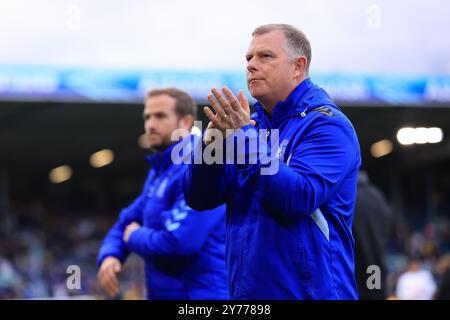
[1,0,449,76]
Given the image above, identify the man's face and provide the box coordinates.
[246,30,300,109]
[143,94,180,152]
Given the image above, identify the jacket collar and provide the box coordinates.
[252,77,340,127]
[253,77,313,126]
[145,140,179,172]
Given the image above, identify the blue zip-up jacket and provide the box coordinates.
[183,78,361,299]
[98,141,229,300]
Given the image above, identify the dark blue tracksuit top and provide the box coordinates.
[98,142,229,299]
[183,78,362,299]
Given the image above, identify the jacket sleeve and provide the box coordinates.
[237,116,360,220]
[97,194,145,267]
[127,183,226,258]
[183,135,229,211]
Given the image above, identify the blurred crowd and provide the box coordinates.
[0,195,449,300]
[385,216,450,299]
[0,198,145,299]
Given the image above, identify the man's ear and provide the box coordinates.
[179,114,194,131]
[294,56,308,78]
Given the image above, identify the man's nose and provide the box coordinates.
[145,118,157,132]
[247,58,258,73]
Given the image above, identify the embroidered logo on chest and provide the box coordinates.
[275,139,290,162]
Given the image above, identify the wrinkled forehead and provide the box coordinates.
[246,30,287,54]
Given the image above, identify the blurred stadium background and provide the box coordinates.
[1,0,450,299]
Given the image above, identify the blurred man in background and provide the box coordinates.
[97,88,228,300]
[434,253,450,299]
[353,170,393,299]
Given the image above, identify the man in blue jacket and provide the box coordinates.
[97,88,228,300]
[183,24,361,299]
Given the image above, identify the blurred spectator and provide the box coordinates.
[353,171,393,299]
[434,254,450,299]
[396,257,436,300]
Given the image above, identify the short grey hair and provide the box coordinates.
[252,24,311,75]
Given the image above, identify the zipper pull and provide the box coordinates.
[300,106,308,118]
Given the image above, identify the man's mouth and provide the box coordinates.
[249,79,262,85]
